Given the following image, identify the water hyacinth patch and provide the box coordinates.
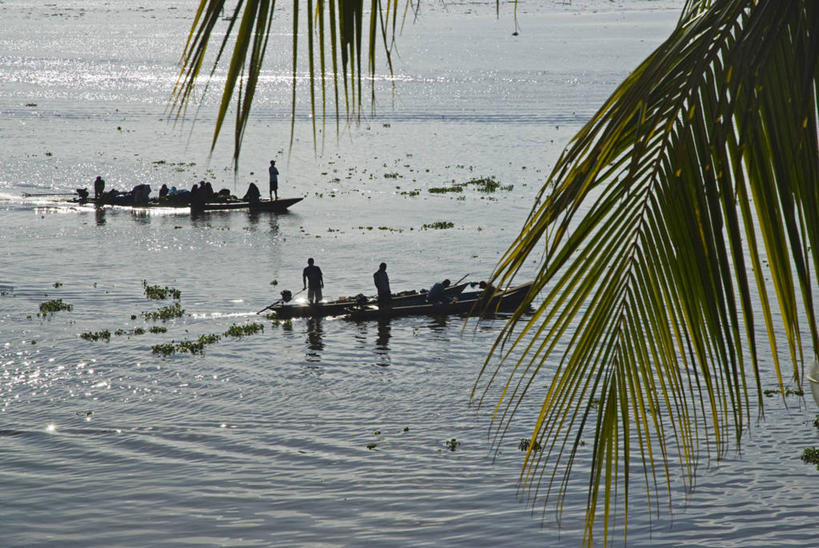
[801,447,819,470]
[39,299,72,315]
[143,303,184,321]
[224,322,264,338]
[422,221,454,230]
[151,333,221,356]
[81,330,111,342]
[143,280,181,300]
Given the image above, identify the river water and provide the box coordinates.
[2,1,817,546]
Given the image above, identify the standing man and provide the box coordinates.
[373,262,391,305]
[93,175,105,200]
[268,159,279,201]
[303,258,324,304]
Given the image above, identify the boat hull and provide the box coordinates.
[344,282,534,321]
[265,283,470,319]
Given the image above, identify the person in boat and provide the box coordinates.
[131,184,151,206]
[242,182,261,203]
[190,183,206,211]
[303,258,324,304]
[269,159,279,201]
[159,184,169,199]
[373,262,391,305]
[93,176,105,200]
[426,279,451,304]
[475,280,498,311]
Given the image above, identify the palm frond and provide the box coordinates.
[475,0,819,543]
[170,0,400,167]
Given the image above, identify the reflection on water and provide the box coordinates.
[94,206,106,226]
[375,319,391,367]
[306,317,324,361]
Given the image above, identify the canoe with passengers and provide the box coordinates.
[344,281,534,321]
[72,187,302,213]
[262,283,470,319]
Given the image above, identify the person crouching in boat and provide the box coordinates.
[242,182,261,203]
[303,258,324,304]
[373,262,391,306]
[426,279,451,304]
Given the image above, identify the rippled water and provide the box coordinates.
[2,1,818,546]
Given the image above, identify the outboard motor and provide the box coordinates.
[280,290,293,303]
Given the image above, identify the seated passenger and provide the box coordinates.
[426,279,451,304]
[242,182,261,203]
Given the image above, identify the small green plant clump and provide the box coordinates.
[143,303,185,321]
[39,299,72,315]
[149,326,167,334]
[152,333,221,356]
[81,330,111,342]
[224,322,264,338]
[518,438,543,452]
[801,447,819,469]
[143,280,181,300]
[422,221,454,230]
[446,438,461,451]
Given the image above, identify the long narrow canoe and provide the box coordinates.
[344,281,534,321]
[265,283,470,319]
[74,196,303,213]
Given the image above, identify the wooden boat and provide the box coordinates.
[72,191,302,213]
[263,283,470,319]
[344,281,534,321]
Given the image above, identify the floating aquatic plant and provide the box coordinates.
[152,333,221,356]
[801,447,819,470]
[81,330,111,342]
[446,438,461,451]
[422,221,454,230]
[519,438,543,452]
[143,303,184,321]
[39,299,72,315]
[149,326,167,334]
[143,280,181,300]
[224,322,264,338]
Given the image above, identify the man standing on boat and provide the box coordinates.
[303,258,324,304]
[373,262,391,305]
[93,176,105,200]
[268,159,279,201]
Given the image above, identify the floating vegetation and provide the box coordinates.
[428,185,463,194]
[445,438,461,451]
[39,299,72,315]
[400,189,420,197]
[367,443,378,450]
[53,282,63,288]
[143,303,185,322]
[518,438,543,452]
[384,173,400,179]
[143,280,181,300]
[801,447,819,469]
[428,176,513,195]
[152,333,221,356]
[81,330,111,342]
[224,322,264,338]
[149,326,167,334]
[763,386,804,397]
[422,221,454,230]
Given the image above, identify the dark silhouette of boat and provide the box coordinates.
[344,281,534,321]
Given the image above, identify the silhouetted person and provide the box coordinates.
[269,160,279,200]
[426,279,451,304]
[373,262,391,305]
[303,258,324,304]
[159,184,169,199]
[242,182,261,203]
[93,176,105,200]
